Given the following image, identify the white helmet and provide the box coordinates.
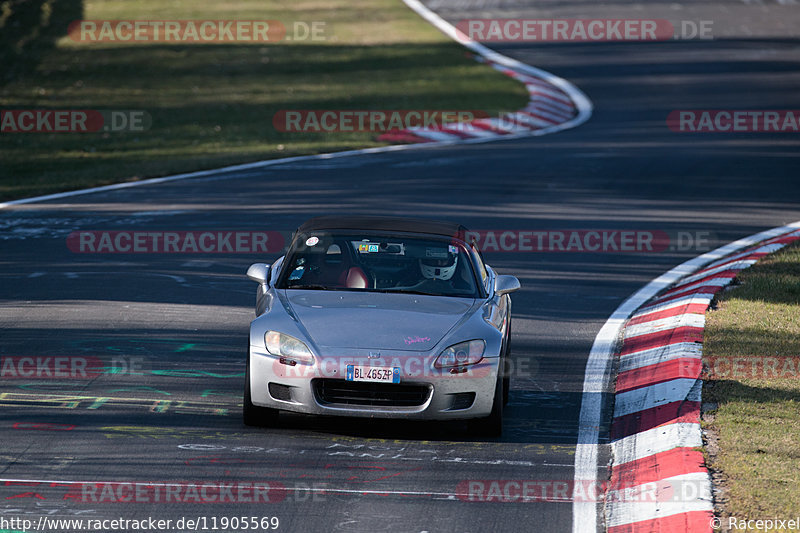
[420,253,458,281]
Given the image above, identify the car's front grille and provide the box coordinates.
[312,379,431,407]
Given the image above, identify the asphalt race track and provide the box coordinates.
[1,0,799,532]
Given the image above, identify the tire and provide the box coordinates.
[469,370,504,437]
[243,357,279,427]
[503,318,512,406]
[502,358,510,407]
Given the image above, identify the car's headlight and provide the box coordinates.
[265,331,314,364]
[434,340,485,368]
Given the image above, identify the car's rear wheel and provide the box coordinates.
[243,357,279,427]
[469,367,504,437]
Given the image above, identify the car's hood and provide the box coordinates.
[283,290,476,352]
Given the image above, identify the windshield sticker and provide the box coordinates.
[305,236,320,246]
[289,266,305,280]
[358,243,380,253]
[448,245,459,254]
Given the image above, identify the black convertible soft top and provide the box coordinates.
[296,216,470,240]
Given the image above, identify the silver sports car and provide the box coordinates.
[244,216,520,435]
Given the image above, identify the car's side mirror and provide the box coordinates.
[495,275,520,296]
[247,263,271,284]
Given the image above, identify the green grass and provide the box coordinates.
[703,241,800,531]
[0,0,529,201]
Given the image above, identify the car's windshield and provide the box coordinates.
[276,231,480,298]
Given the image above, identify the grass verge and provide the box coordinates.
[0,0,529,201]
[703,241,800,531]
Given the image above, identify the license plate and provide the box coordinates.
[346,365,400,384]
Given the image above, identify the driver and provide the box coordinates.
[408,248,468,294]
[420,253,458,283]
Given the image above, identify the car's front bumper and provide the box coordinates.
[248,345,500,420]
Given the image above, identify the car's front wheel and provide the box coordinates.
[243,357,279,427]
[502,318,512,406]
